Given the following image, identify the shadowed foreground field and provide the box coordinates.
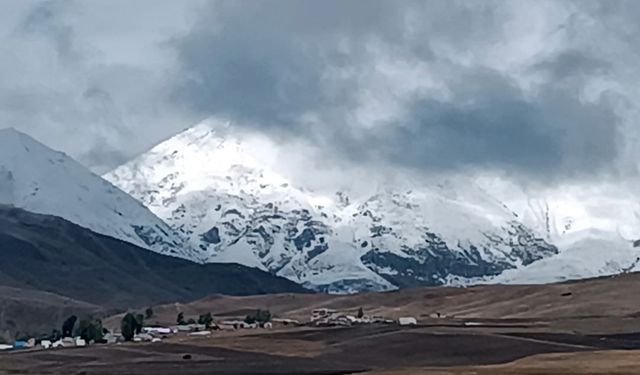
[133,272,640,336]
[7,273,640,374]
[3,325,640,375]
[364,350,640,375]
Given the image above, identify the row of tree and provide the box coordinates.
[25,306,154,344]
[176,312,214,327]
[60,315,105,343]
[244,309,271,325]
[55,305,275,344]
[120,313,144,341]
[175,309,272,327]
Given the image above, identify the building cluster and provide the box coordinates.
[1,336,92,351]
[0,318,281,353]
[310,308,415,327]
[0,308,422,353]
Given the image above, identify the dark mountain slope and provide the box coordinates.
[0,205,306,308]
[0,286,104,342]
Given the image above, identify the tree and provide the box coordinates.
[198,312,213,328]
[244,309,271,325]
[62,315,77,338]
[76,318,104,343]
[357,307,364,319]
[49,329,61,342]
[135,314,145,334]
[187,318,196,325]
[121,313,137,341]
[145,307,154,319]
[176,312,186,325]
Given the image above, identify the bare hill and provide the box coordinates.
[0,206,306,340]
[0,286,104,343]
[141,272,640,328]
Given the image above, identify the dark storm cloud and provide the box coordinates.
[18,0,81,62]
[171,0,408,127]
[532,50,611,81]
[0,0,197,172]
[358,69,618,179]
[171,0,509,128]
[0,1,636,181]
[0,1,126,171]
[170,0,624,180]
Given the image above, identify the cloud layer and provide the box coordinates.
[170,0,633,182]
[1,0,639,183]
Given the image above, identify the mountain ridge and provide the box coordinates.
[105,120,559,292]
[0,127,197,260]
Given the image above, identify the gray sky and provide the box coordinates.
[1,0,639,184]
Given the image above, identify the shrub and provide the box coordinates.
[62,315,77,338]
[76,318,104,342]
[145,307,154,319]
[176,312,186,325]
[198,312,213,328]
[121,313,138,341]
[49,329,61,341]
[244,309,271,325]
[135,314,144,334]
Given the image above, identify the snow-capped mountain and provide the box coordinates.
[475,177,640,283]
[0,127,196,260]
[105,120,558,292]
[492,229,640,284]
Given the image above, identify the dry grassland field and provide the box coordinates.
[4,274,640,374]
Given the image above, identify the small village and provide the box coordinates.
[0,306,420,353]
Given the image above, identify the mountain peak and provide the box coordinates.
[107,119,295,208]
[0,127,44,152]
[0,126,22,136]
[0,129,196,260]
[105,120,558,292]
[156,119,237,156]
[181,119,232,139]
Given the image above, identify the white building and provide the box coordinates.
[310,308,338,323]
[398,317,418,326]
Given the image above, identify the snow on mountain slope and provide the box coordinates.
[0,127,196,260]
[105,120,558,292]
[475,176,640,242]
[492,229,640,284]
[475,176,640,283]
